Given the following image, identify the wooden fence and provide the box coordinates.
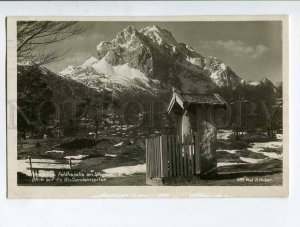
[146,134,203,178]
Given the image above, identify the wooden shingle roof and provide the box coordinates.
[167,91,227,114]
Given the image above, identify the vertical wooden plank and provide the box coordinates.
[159,136,162,178]
[183,135,188,176]
[176,136,178,176]
[149,138,151,178]
[171,135,175,177]
[171,135,176,176]
[195,133,201,174]
[148,138,151,177]
[174,135,178,176]
[151,138,154,178]
[176,136,179,176]
[182,138,185,176]
[157,136,159,178]
[167,135,170,177]
[198,133,202,174]
[188,135,192,176]
[155,137,158,178]
[151,138,155,178]
[176,136,180,176]
[165,135,170,177]
[149,138,152,178]
[179,136,183,176]
[168,135,173,177]
[153,137,156,178]
[146,138,148,177]
[162,135,168,177]
[182,135,185,176]
[170,135,173,177]
[155,136,157,178]
[157,136,161,177]
[168,135,174,177]
[155,136,160,177]
[185,135,189,176]
[161,135,165,177]
[186,135,190,176]
[187,134,191,176]
[191,135,195,175]
[148,138,151,178]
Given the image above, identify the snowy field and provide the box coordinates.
[17,129,283,185]
[217,130,283,168]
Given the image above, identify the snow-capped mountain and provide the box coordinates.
[58,25,272,96]
[205,57,242,88]
[58,25,216,95]
[59,56,161,95]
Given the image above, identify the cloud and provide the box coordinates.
[199,40,267,59]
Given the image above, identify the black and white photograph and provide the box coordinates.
[6,16,288,197]
[2,0,300,225]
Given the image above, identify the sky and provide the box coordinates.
[44,21,282,83]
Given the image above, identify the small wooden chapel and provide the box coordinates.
[167,89,227,141]
[145,89,227,185]
[166,89,227,176]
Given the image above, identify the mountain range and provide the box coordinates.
[58,25,275,96]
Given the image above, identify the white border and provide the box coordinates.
[1,1,299,227]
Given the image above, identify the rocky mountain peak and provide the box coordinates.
[58,25,262,97]
[123,25,138,34]
[113,25,139,44]
[259,77,277,91]
[206,56,241,88]
[261,77,272,84]
[140,25,178,46]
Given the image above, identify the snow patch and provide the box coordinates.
[45,150,64,154]
[217,130,233,140]
[249,81,260,86]
[248,141,283,159]
[217,149,237,154]
[59,65,77,76]
[217,162,246,167]
[105,154,118,158]
[58,53,161,95]
[220,63,227,70]
[81,56,98,68]
[91,58,151,89]
[239,157,264,164]
[186,56,202,66]
[114,142,124,147]
[64,155,89,160]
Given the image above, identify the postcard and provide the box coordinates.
[6,16,289,198]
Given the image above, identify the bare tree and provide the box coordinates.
[17,21,88,65]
